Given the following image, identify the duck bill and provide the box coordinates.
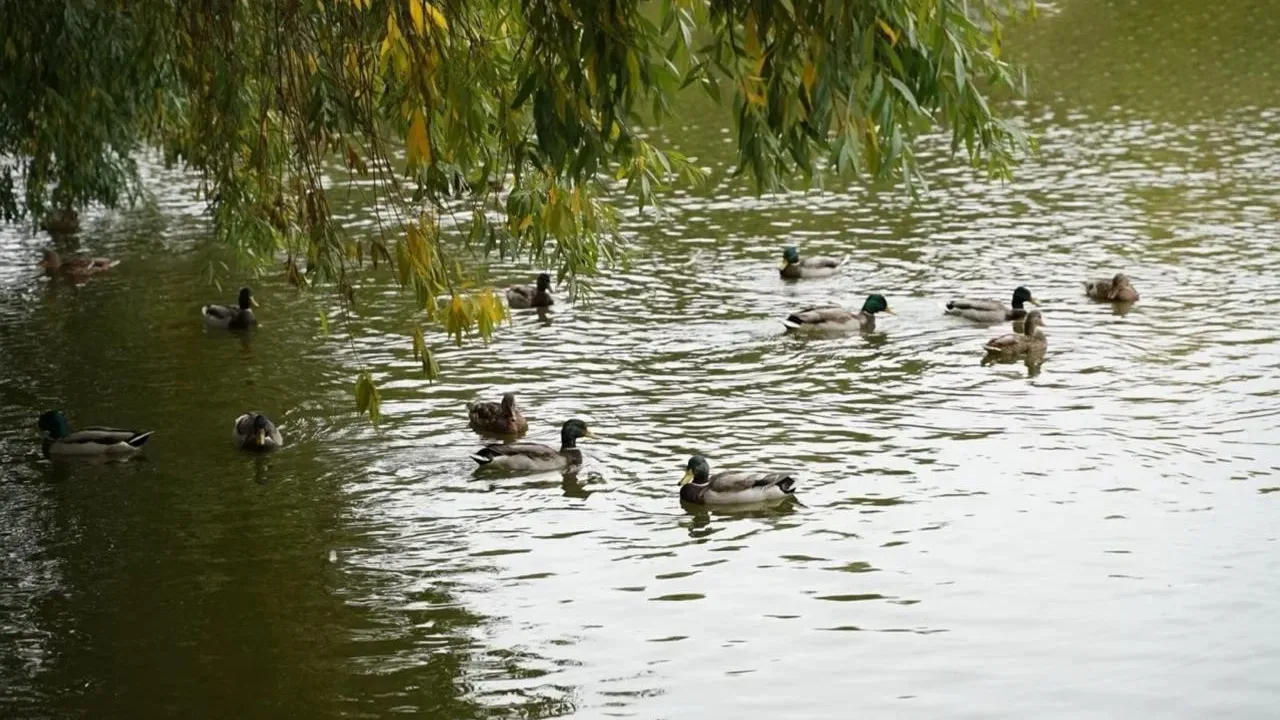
[583,430,596,439]
[255,429,266,446]
[883,307,897,315]
[679,469,694,486]
[1027,298,1040,306]
[778,260,789,269]
[251,296,261,307]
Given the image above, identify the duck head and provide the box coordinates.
[861,294,894,315]
[680,455,711,486]
[536,273,552,293]
[1011,286,1038,308]
[560,418,594,448]
[238,287,258,310]
[781,246,801,267]
[38,410,70,439]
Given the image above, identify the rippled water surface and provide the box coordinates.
[3,2,1280,718]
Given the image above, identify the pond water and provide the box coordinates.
[2,1,1279,717]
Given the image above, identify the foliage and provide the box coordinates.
[0,0,1035,420]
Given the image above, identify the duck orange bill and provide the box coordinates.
[679,469,694,486]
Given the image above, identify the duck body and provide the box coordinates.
[782,294,892,334]
[984,310,1047,359]
[1085,273,1140,302]
[471,419,592,472]
[38,410,153,457]
[234,413,283,451]
[507,273,554,309]
[779,246,847,279]
[946,286,1037,323]
[679,455,797,505]
[467,392,529,436]
[203,287,258,329]
[40,249,119,280]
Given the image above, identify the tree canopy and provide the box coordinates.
[0,0,1034,419]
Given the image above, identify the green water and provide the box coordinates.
[3,2,1280,717]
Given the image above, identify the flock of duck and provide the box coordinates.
[34,245,1140,505]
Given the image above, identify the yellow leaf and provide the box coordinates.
[407,0,424,35]
[406,108,429,165]
[876,17,899,46]
[802,62,817,92]
[424,2,447,30]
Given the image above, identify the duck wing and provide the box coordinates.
[984,332,1024,352]
[64,427,153,448]
[946,297,1004,312]
[202,304,238,320]
[799,255,847,270]
[506,285,535,308]
[707,471,797,494]
[783,305,854,327]
[471,441,558,464]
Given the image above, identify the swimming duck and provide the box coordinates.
[470,419,593,471]
[37,410,153,457]
[679,455,798,505]
[467,392,529,436]
[782,294,893,333]
[234,413,283,451]
[202,287,258,329]
[779,246,848,279]
[39,249,119,280]
[983,310,1047,359]
[945,286,1038,323]
[1085,273,1139,302]
[506,273,554,309]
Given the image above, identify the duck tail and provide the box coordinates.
[128,431,155,448]
[777,477,797,494]
[781,314,804,329]
[837,255,850,268]
[470,452,493,465]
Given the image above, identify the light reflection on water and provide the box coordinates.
[3,18,1280,720]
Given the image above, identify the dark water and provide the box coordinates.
[2,2,1279,717]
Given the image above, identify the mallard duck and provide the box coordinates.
[234,412,283,451]
[1085,273,1140,302]
[679,455,797,505]
[983,310,1047,359]
[779,246,848,279]
[37,410,153,457]
[39,249,119,279]
[506,273,554,309]
[467,392,529,436]
[945,286,1038,323]
[202,287,258,329]
[470,419,593,471]
[782,293,893,333]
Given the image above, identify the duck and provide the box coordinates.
[234,412,283,451]
[945,286,1038,323]
[202,287,258,329]
[679,455,798,505]
[983,310,1047,359]
[1085,273,1140,302]
[782,293,893,333]
[506,273,554,309]
[779,246,848,279]
[39,249,119,280]
[470,419,593,471]
[37,410,153,457]
[467,392,529,436]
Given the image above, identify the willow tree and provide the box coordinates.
[0,0,1034,418]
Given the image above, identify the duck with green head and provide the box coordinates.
[507,273,554,309]
[1084,273,1139,303]
[983,309,1047,359]
[38,410,153,457]
[470,419,593,471]
[782,293,893,333]
[945,286,1038,323]
[234,412,283,451]
[779,246,848,279]
[679,455,797,505]
[202,287,258,329]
